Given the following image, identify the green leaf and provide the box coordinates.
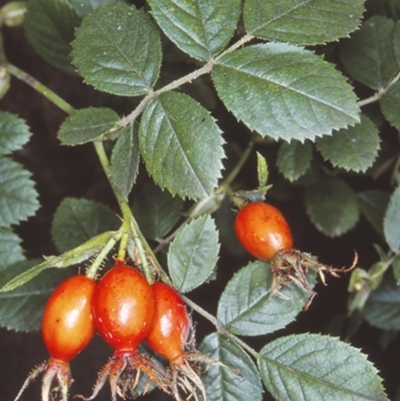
[217,261,315,336]
[277,140,313,182]
[24,0,81,73]
[256,151,269,188]
[199,332,263,401]
[0,230,117,292]
[70,0,121,17]
[358,190,390,239]
[393,254,400,282]
[72,3,162,96]
[110,123,140,200]
[131,180,183,241]
[383,186,400,252]
[0,157,39,227]
[316,115,380,172]
[244,0,365,45]
[212,43,360,142]
[258,333,389,401]
[139,91,225,199]
[380,81,400,130]
[340,16,400,90]
[0,111,31,156]
[304,176,360,237]
[168,215,219,292]
[0,259,72,331]
[51,197,118,253]
[57,107,120,146]
[364,274,400,331]
[147,0,242,61]
[0,228,25,270]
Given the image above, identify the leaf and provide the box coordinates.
[304,176,360,237]
[256,152,269,188]
[57,107,120,146]
[0,259,72,331]
[24,0,81,73]
[383,186,400,252]
[393,254,400,282]
[168,215,219,292]
[72,3,162,96]
[258,333,389,401]
[212,42,360,142]
[358,190,390,239]
[0,111,31,156]
[199,332,263,401]
[380,81,400,130]
[244,0,365,45]
[110,123,140,200]
[0,228,25,270]
[147,0,242,61]
[316,114,380,172]
[139,91,225,199]
[0,157,39,227]
[70,0,120,17]
[131,180,183,241]
[277,140,313,182]
[0,230,117,291]
[217,261,315,336]
[51,197,118,253]
[364,274,400,331]
[340,16,400,90]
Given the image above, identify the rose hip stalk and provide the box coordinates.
[14,275,97,401]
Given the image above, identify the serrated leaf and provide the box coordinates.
[258,333,388,401]
[383,186,400,252]
[70,0,120,17]
[148,0,242,61]
[110,123,140,200]
[0,228,25,270]
[364,274,400,331]
[304,176,359,237]
[0,230,117,292]
[217,261,315,336]
[139,91,225,199]
[0,259,72,331]
[257,152,269,187]
[72,3,162,96]
[131,180,183,241]
[316,114,380,172]
[51,197,118,253]
[168,215,219,292]
[340,16,400,90]
[57,107,120,146]
[212,43,360,142]
[277,140,313,182]
[199,332,263,401]
[24,0,81,73]
[244,0,364,45]
[0,111,31,156]
[358,190,390,239]
[380,81,400,130]
[0,157,39,227]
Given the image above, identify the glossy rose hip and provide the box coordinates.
[235,202,293,261]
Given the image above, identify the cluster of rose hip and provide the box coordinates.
[14,260,205,401]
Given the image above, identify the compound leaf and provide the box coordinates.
[148,0,242,61]
[244,0,365,45]
[199,332,263,401]
[57,107,120,145]
[139,91,224,199]
[316,115,380,172]
[212,42,360,142]
[258,333,389,401]
[168,215,219,292]
[383,186,400,252]
[0,158,39,227]
[24,0,81,73]
[72,2,162,96]
[217,261,315,336]
[0,111,31,156]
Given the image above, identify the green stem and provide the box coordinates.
[6,63,75,115]
[224,139,255,186]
